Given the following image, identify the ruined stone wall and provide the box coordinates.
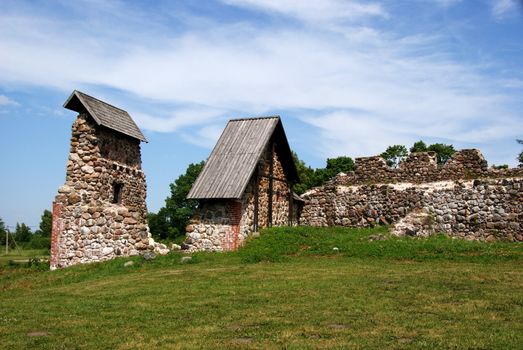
[185,143,296,252]
[51,114,166,269]
[301,150,523,242]
[341,149,523,185]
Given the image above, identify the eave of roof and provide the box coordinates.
[187,116,299,199]
[63,90,147,142]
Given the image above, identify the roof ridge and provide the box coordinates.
[229,115,280,122]
[74,90,128,113]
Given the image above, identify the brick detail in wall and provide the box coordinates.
[227,201,242,251]
[50,201,62,270]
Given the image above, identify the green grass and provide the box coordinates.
[0,247,49,266]
[0,227,522,349]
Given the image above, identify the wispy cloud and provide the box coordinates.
[0,1,521,163]
[220,0,388,23]
[0,95,17,106]
[491,0,519,19]
[133,106,227,133]
[434,0,463,8]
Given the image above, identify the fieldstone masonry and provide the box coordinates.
[51,112,168,269]
[185,144,298,251]
[301,150,523,241]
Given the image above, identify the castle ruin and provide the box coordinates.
[300,150,523,242]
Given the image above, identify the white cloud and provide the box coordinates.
[491,0,519,19]
[0,1,521,162]
[182,124,225,149]
[0,94,17,106]
[133,106,227,133]
[434,0,463,7]
[220,0,388,23]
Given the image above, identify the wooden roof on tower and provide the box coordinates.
[187,116,299,199]
[63,90,147,142]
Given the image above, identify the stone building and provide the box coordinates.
[184,116,303,251]
[51,90,167,269]
[301,149,523,242]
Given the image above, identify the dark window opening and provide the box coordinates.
[113,182,123,204]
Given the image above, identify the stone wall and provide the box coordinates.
[185,143,298,252]
[301,150,523,242]
[340,149,523,185]
[51,114,167,269]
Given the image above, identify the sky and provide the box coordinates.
[1,0,522,230]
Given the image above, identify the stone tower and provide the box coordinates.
[51,90,167,269]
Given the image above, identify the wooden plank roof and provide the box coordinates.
[187,116,298,199]
[63,90,147,142]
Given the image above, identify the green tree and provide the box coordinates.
[380,145,408,168]
[427,143,456,164]
[410,140,456,165]
[313,156,355,186]
[293,153,355,194]
[15,222,32,243]
[0,217,6,246]
[149,161,204,240]
[34,209,52,237]
[410,140,428,153]
[147,208,172,241]
[517,139,523,167]
[292,151,315,195]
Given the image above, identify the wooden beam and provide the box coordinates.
[268,143,274,227]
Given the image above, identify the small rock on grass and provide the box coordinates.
[124,261,134,267]
[143,251,157,261]
[180,256,192,264]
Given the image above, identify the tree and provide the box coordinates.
[313,156,355,186]
[147,208,172,241]
[427,143,456,164]
[326,156,355,175]
[380,145,408,168]
[0,218,6,246]
[293,153,355,194]
[34,209,52,237]
[410,140,456,165]
[292,151,316,195]
[148,161,204,240]
[410,140,428,153]
[15,222,32,242]
[517,139,523,168]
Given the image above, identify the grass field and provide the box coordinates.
[0,247,49,266]
[0,227,522,349]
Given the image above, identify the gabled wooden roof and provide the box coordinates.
[63,90,147,142]
[188,116,299,199]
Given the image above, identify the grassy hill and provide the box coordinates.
[1,227,522,349]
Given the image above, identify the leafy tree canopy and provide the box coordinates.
[427,143,456,164]
[517,139,523,168]
[410,140,427,153]
[409,140,456,165]
[292,151,316,195]
[148,161,204,241]
[35,209,52,237]
[0,217,6,245]
[15,222,32,242]
[380,145,408,168]
[293,152,354,194]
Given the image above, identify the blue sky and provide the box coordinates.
[1,0,522,230]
